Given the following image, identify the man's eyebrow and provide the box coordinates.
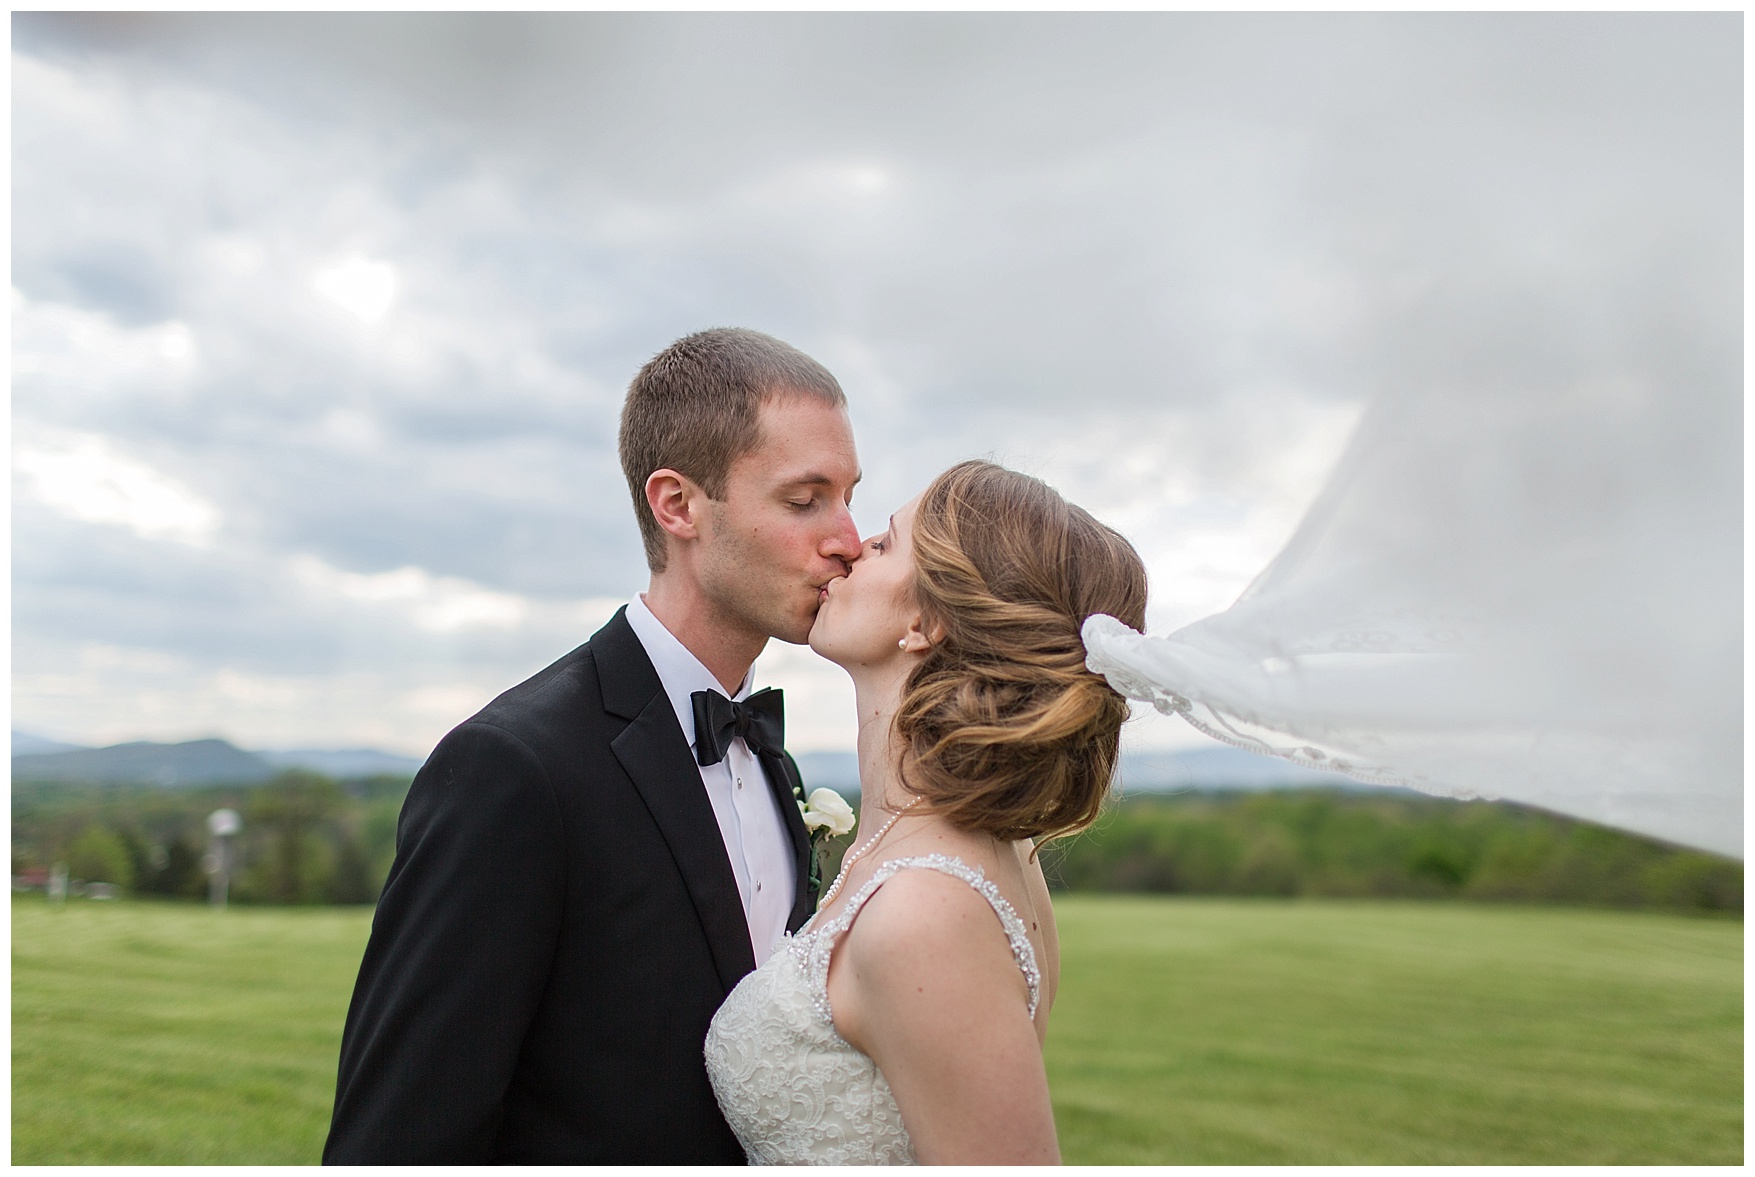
[782,470,862,488]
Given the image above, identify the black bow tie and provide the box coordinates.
[690,687,785,766]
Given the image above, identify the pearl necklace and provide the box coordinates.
[818,795,925,909]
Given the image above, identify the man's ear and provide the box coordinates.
[646,469,704,543]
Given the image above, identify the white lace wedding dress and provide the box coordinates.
[704,853,1042,1165]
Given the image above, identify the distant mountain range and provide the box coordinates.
[797,745,1381,796]
[10,732,426,786]
[10,732,87,757]
[13,731,1392,795]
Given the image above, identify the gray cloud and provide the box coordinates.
[11,12,1738,754]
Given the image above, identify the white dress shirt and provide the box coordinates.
[624,594,798,963]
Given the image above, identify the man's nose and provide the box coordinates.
[821,503,861,567]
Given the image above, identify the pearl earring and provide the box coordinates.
[898,638,908,650]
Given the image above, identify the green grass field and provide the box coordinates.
[1047,895,1742,1163]
[12,895,1742,1164]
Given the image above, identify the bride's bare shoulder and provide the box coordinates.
[842,865,1028,986]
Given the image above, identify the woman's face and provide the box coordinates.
[808,495,923,671]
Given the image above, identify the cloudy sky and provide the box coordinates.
[11,13,1739,757]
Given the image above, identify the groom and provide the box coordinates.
[323,329,862,1164]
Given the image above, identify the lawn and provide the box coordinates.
[13,898,372,1164]
[1047,896,1743,1164]
[12,895,1742,1164]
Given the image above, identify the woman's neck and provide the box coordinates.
[850,664,913,819]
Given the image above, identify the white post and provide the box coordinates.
[206,809,242,909]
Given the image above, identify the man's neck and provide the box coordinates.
[641,578,766,696]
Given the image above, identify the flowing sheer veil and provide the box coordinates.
[1084,298,1741,859]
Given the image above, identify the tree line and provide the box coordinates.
[1041,789,1742,913]
[11,771,408,905]
[13,775,1742,914]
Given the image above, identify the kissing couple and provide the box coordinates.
[323,328,1147,1165]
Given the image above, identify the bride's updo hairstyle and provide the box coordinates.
[896,460,1147,844]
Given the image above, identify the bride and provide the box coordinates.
[705,459,1147,1165]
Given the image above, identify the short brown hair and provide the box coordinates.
[619,328,846,571]
[896,460,1148,844]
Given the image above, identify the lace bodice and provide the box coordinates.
[703,853,1041,1166]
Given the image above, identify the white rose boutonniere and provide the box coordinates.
[796,786,857,905]
[799,787,856,838]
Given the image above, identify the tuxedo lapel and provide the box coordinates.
[760,749,818,931]
[594,610,757,991]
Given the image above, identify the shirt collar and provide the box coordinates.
[623,594,753,757]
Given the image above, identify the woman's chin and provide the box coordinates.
[805,625,848,670]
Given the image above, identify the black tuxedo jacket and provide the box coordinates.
[323,608,816,1164]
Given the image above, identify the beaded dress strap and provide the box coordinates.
[800,853,1041,1025]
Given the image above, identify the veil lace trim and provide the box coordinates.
[1082,613,1430,791]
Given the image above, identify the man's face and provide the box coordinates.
[695,393,862,646]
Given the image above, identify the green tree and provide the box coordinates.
[247,771,342,904]
[1640,852,1742,912]
[326,829,377,905]
[137,833,205,899]
[65,825,134,890]
[1238,828,1300,896]
[1045,790,1742,912]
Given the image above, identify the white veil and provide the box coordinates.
[1085,295,1742,859]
